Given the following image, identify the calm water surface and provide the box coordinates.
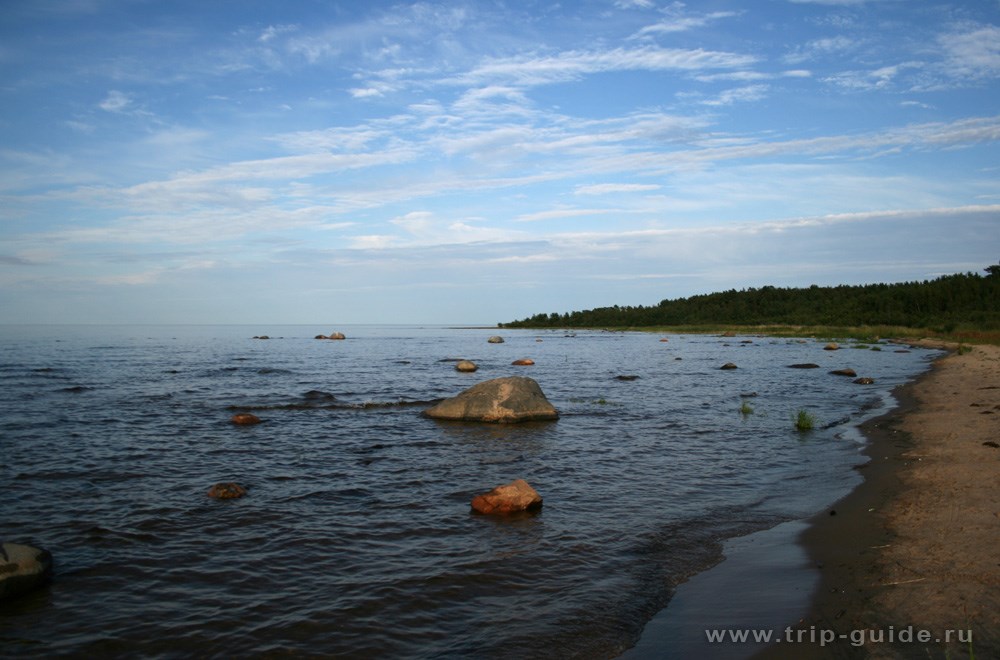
[0,325,939,658]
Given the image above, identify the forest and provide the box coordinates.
[500,265,1000,333]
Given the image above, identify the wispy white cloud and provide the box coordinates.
[575,183,662,195]
[448,46,756,87]
[98,90,132,112]
[515,208,614,223]
[938,24,1000,80]
[699,84,770,106]
[632,9,740,39]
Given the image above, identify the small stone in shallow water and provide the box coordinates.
[231,413,261,425]
[207,483,247,499]
[471,479,542,515]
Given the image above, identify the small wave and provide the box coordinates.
[226,398,440,412]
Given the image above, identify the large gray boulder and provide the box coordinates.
[424,376,559,423]
[0,542,53,601]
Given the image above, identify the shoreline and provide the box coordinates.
[758,340,1000,659]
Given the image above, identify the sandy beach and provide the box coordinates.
[760,341,1000,659]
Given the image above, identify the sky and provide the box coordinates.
[1,0,999,325]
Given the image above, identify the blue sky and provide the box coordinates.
[1,0,998,325]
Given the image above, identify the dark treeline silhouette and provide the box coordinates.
[501,265,1000,331]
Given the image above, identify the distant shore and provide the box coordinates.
[759,339,1000,659]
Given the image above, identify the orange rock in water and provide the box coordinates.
[231,413,261,425]
[471,479,543,515]
[511,358,534,366]
[207,483,247,499]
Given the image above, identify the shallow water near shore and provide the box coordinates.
[0,325,939,658]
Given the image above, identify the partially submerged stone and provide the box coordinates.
[824,343,840,351]
[207,483,247,499]
[511,358,534,366]
[720,363,738,370]
[0,543,52,601]
[455,360,478,372]
[853,377,876,385]
[788,363,821,369]
[487,336,505,344]
[471,479,543,515]
[231,413,261,425]
[424,376,558,423]
[830,368,858,377]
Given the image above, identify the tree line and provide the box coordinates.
[500,265,1000,331]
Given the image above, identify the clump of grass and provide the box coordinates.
[740,401,754,415]
[795,409,815,431]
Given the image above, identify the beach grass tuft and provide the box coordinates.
[795,409,815,431]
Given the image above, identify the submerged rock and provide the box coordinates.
[327,332,346,340]
[455,360,478,373]
[853,377,876,385]
[424,376,558,423]
[0,543,52,601]
[511,359,534,366]
[487,336,505,344]
[788,363,821,369]
[615,374,639,381]
[823,343,840,351]
[720,363,738,370]
[471,479,543,515]
[830,368,858,377]
[231,413,262,425]
[207,483,247,499]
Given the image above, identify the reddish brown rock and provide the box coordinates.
[511,358,535,366]
[207,483,247,499]
[471,479,542,515]
[830,368,858,377]
[230,413,261,425]
[824,342,840,351]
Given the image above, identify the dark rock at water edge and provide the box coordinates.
[720,363,738,370]
[423,376,559,423]
[788,363,821,369]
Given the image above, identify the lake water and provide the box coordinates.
[0,325,939,658]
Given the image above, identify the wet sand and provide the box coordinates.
[760,341,1000,659]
